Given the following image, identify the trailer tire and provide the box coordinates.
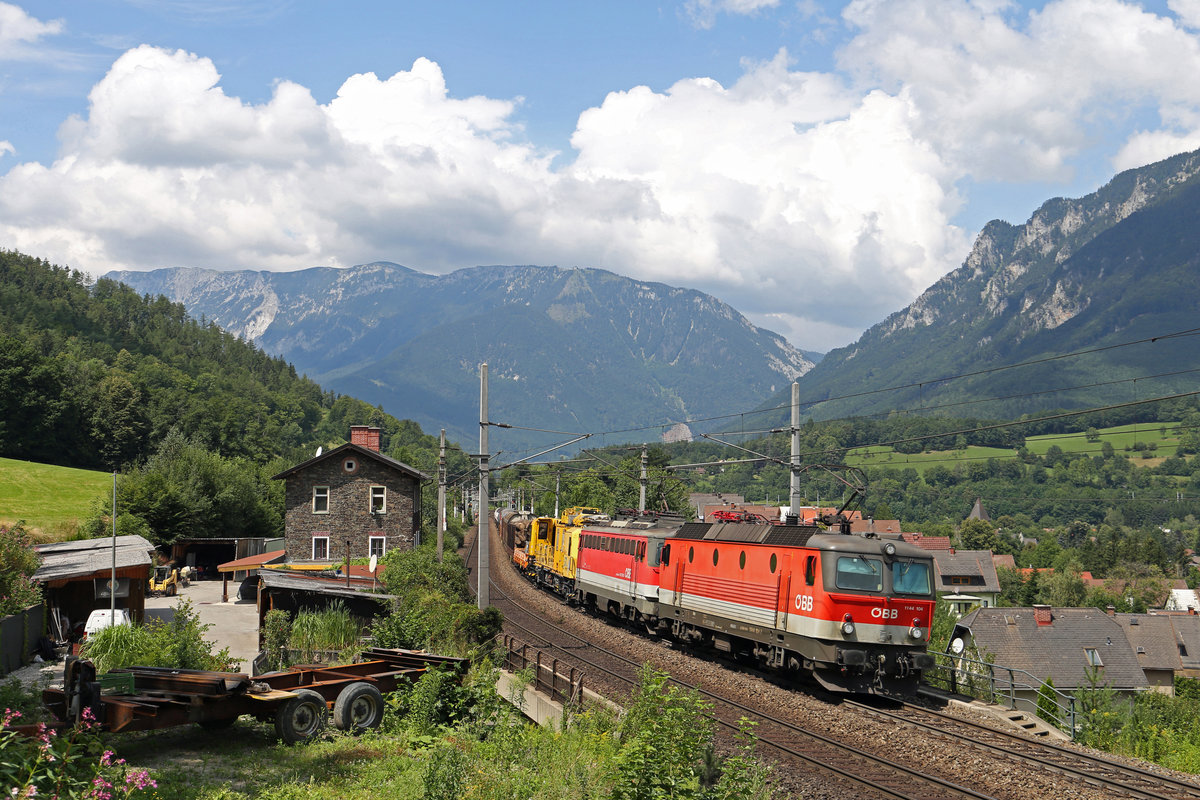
[274,689,328,744]
[332,682,384,732]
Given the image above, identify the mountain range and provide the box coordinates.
[111,146,1200,451]
[759,146,1200,425]
[108,264,818,453]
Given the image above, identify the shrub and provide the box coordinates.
[0,707,156,800]
[80,598,238,673]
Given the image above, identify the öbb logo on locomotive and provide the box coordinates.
[502,506,938,696]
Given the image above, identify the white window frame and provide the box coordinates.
[312,535,330,560]
[369,536,387,558]
[312,485,329,514]
[370,485,387,514]
[1084,647,1103,667]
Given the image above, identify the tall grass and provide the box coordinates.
[287,601,362,662]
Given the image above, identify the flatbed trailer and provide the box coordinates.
[38,647,467,744]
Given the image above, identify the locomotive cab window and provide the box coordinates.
[661,544,671,567]
[805,556,817,586]
[835,555,883,592]
[891,561,932,595]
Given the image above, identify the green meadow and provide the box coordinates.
[0,456,111,540]
[847,422,1181,474]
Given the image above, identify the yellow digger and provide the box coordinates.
[148,565,180,597]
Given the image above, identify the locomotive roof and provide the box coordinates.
[672,523,932,557]
[674,521,820,546]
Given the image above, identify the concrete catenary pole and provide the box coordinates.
[477,363,490,608]
[437,429,446,563]
[554,473,560,518]
[790,381,803,520]
[639,445,648,512]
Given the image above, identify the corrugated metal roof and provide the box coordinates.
[258,569,394,602]
[33,535,155,582]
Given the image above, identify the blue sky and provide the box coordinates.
[3,1,1200,352]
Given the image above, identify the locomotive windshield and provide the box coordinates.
[835,555,883,592]
[891,561,932,595]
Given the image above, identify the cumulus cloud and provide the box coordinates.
[840,0,1200,182]
[4,1,1200,352]
[0,2,62,58]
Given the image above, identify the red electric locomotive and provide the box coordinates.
[658,520,936,694]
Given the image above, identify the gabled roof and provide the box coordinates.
[955,607,1149,690]
[901,532,953,551]
[271,442,429,482]
[992,553,1017,570]
[932,549,1001,593]
[1114,613,1183,671]
[1169,615,1200,671]
[33,535,155,582]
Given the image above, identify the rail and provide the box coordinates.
[923,651,1078,738]
[501,635,585,706]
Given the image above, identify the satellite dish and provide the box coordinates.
[950,637,965,655]
[315,446,323,456]
[369,554,378,574]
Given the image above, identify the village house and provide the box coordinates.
[273,426,428,563]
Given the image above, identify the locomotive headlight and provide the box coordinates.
[909,626,924,640]
[841,613,855,636]
[883,542,896,557]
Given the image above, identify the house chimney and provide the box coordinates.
[1033,604,1053,626]
[1190,606,1197,616]
[350,425,382,452]
[1106,605,1116,616]
[950,547,955,555]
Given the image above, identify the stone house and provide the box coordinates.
[273,426,428,563]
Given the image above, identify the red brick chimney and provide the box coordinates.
[350,425,381,452]
[1033,604,1053,626]
[1106,605,1115,616]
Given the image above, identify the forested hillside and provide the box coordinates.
[0,250,465,544]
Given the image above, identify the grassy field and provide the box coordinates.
[848,422,1181,474]
[0,456,111,541]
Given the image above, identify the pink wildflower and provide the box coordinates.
[2,708,21,727]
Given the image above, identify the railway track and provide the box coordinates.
[490,574,994,800]
[847,699,1200,800]
[467,524,1196,800]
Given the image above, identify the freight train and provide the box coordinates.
[502,506,937,695]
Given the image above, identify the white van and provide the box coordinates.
[84,608,131,637]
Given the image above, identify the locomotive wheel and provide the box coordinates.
[332,682,384,733]
[274,689,329,744]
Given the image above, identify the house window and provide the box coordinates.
[312,535,330,560]
[313,486,329,514]
[343,458,358,473]
[369,536,386,558]
[370,486,387,514]
[1084,648,1104,668]
[950,576,971,585]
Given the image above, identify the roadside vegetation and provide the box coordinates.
[97,664,775,800]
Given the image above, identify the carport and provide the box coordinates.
[33,535,155,639]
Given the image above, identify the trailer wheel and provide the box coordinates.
[274,689,328,744]
[332,682,384,732]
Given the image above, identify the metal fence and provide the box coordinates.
[0,604,45,675]
[501,635,585,706]
[924,650,1078,738]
